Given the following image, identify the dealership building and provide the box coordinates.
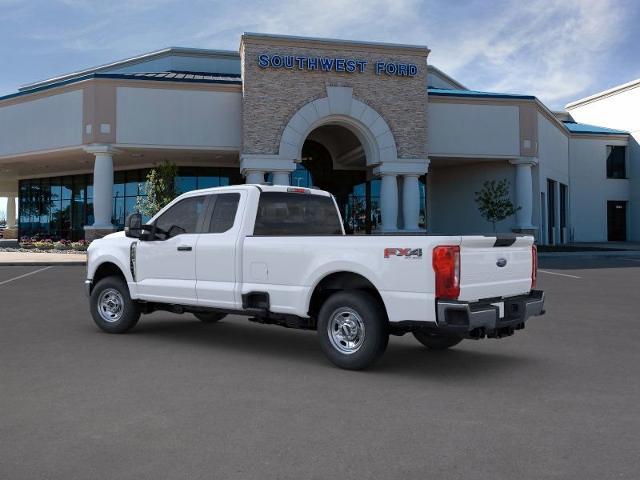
[0,33,636,242]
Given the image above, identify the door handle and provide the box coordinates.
[177,245,192,252]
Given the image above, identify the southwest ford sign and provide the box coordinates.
[257,54,418,77]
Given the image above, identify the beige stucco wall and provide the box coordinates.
[0,89,83,157]
[116,86,242,148]
[427,102,520,157]
[240,35,429,160]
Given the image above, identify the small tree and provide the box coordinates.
[474,179,520,232]
[136,161,178,217]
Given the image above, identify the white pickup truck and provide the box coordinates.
[86,185,544,369]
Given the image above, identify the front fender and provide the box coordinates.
[87,241,134,283]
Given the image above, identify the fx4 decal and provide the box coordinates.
[384,248,423,259]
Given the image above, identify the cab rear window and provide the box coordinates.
[254,192,343,236]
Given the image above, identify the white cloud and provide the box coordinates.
[186,0,633,107]
[424,0,631,107]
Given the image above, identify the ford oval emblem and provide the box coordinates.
[496,258,508,268]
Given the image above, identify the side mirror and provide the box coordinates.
[124,213,143,238]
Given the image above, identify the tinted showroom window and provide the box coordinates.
[155,196,206,237]
[254,192,343,236]
[606,146,626,179]
[207,193,240,233]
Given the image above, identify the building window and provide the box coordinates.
[606,146,626,179]
[560,183,568,243]
[18,166,243,241]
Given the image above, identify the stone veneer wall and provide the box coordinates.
[240,36,429,160]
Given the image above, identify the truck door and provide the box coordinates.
[195,191,243,309]
[135,195,208,304]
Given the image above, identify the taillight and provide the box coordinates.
[531,244,538,289]
[433,245,460,299]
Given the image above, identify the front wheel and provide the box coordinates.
[317,291,388,370]
[413,332,463,350]
[90,276,140,334]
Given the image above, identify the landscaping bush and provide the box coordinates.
[70,240,89,251]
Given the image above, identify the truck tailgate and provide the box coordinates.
[458,236,534,301]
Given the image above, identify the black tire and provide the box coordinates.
[194,312,227,323]
[317,290,388,370]
[90,275,140,334]
[413,332,463,350]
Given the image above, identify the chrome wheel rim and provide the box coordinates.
[328,308,366,355]
[97,288,124,323]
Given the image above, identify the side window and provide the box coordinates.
[254,192,343,236]
[606,146,626,179]
[155,196,206,237]
[208,193,240,233]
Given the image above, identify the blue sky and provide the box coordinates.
[1,0,639,215]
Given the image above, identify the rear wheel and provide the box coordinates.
[413,332,463,350]
[90,276,140,334]
[317,291,388,370]
[194,312,227,323]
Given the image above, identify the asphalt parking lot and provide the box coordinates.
[1,258,639,479]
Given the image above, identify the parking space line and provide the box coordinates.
[0,266,52,286]
[538,269,581,279]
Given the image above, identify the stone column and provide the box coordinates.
[509,157,538,232]
[402,174,421,231]
[6,195,16,229]
[272,171,290,186]
[375,159,429,233]
[379,173,399,232]
[2,194,18,240]
[245,170,265,184]
[84,145,117,240]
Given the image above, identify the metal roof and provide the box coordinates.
[562,121,628,135]
[428,87,536,100]
[113,71,241,82]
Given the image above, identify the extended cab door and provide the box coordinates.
[135,194,208,305]
[195,191,244,309]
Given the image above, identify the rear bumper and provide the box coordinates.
[434,290,545,338]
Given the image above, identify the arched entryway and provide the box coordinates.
[299,124,375,233]
[245,86,429,232]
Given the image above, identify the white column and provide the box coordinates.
[380,173,398,232]
[272,171,290,186]
[6,195,16,229]
[245,170,265,184]
[510,157,537,230]
[84,145,117,230]
[402,174,420,231]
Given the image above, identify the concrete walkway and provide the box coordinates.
[0,251,86,266]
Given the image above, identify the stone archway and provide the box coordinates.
[278,86,398,166]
